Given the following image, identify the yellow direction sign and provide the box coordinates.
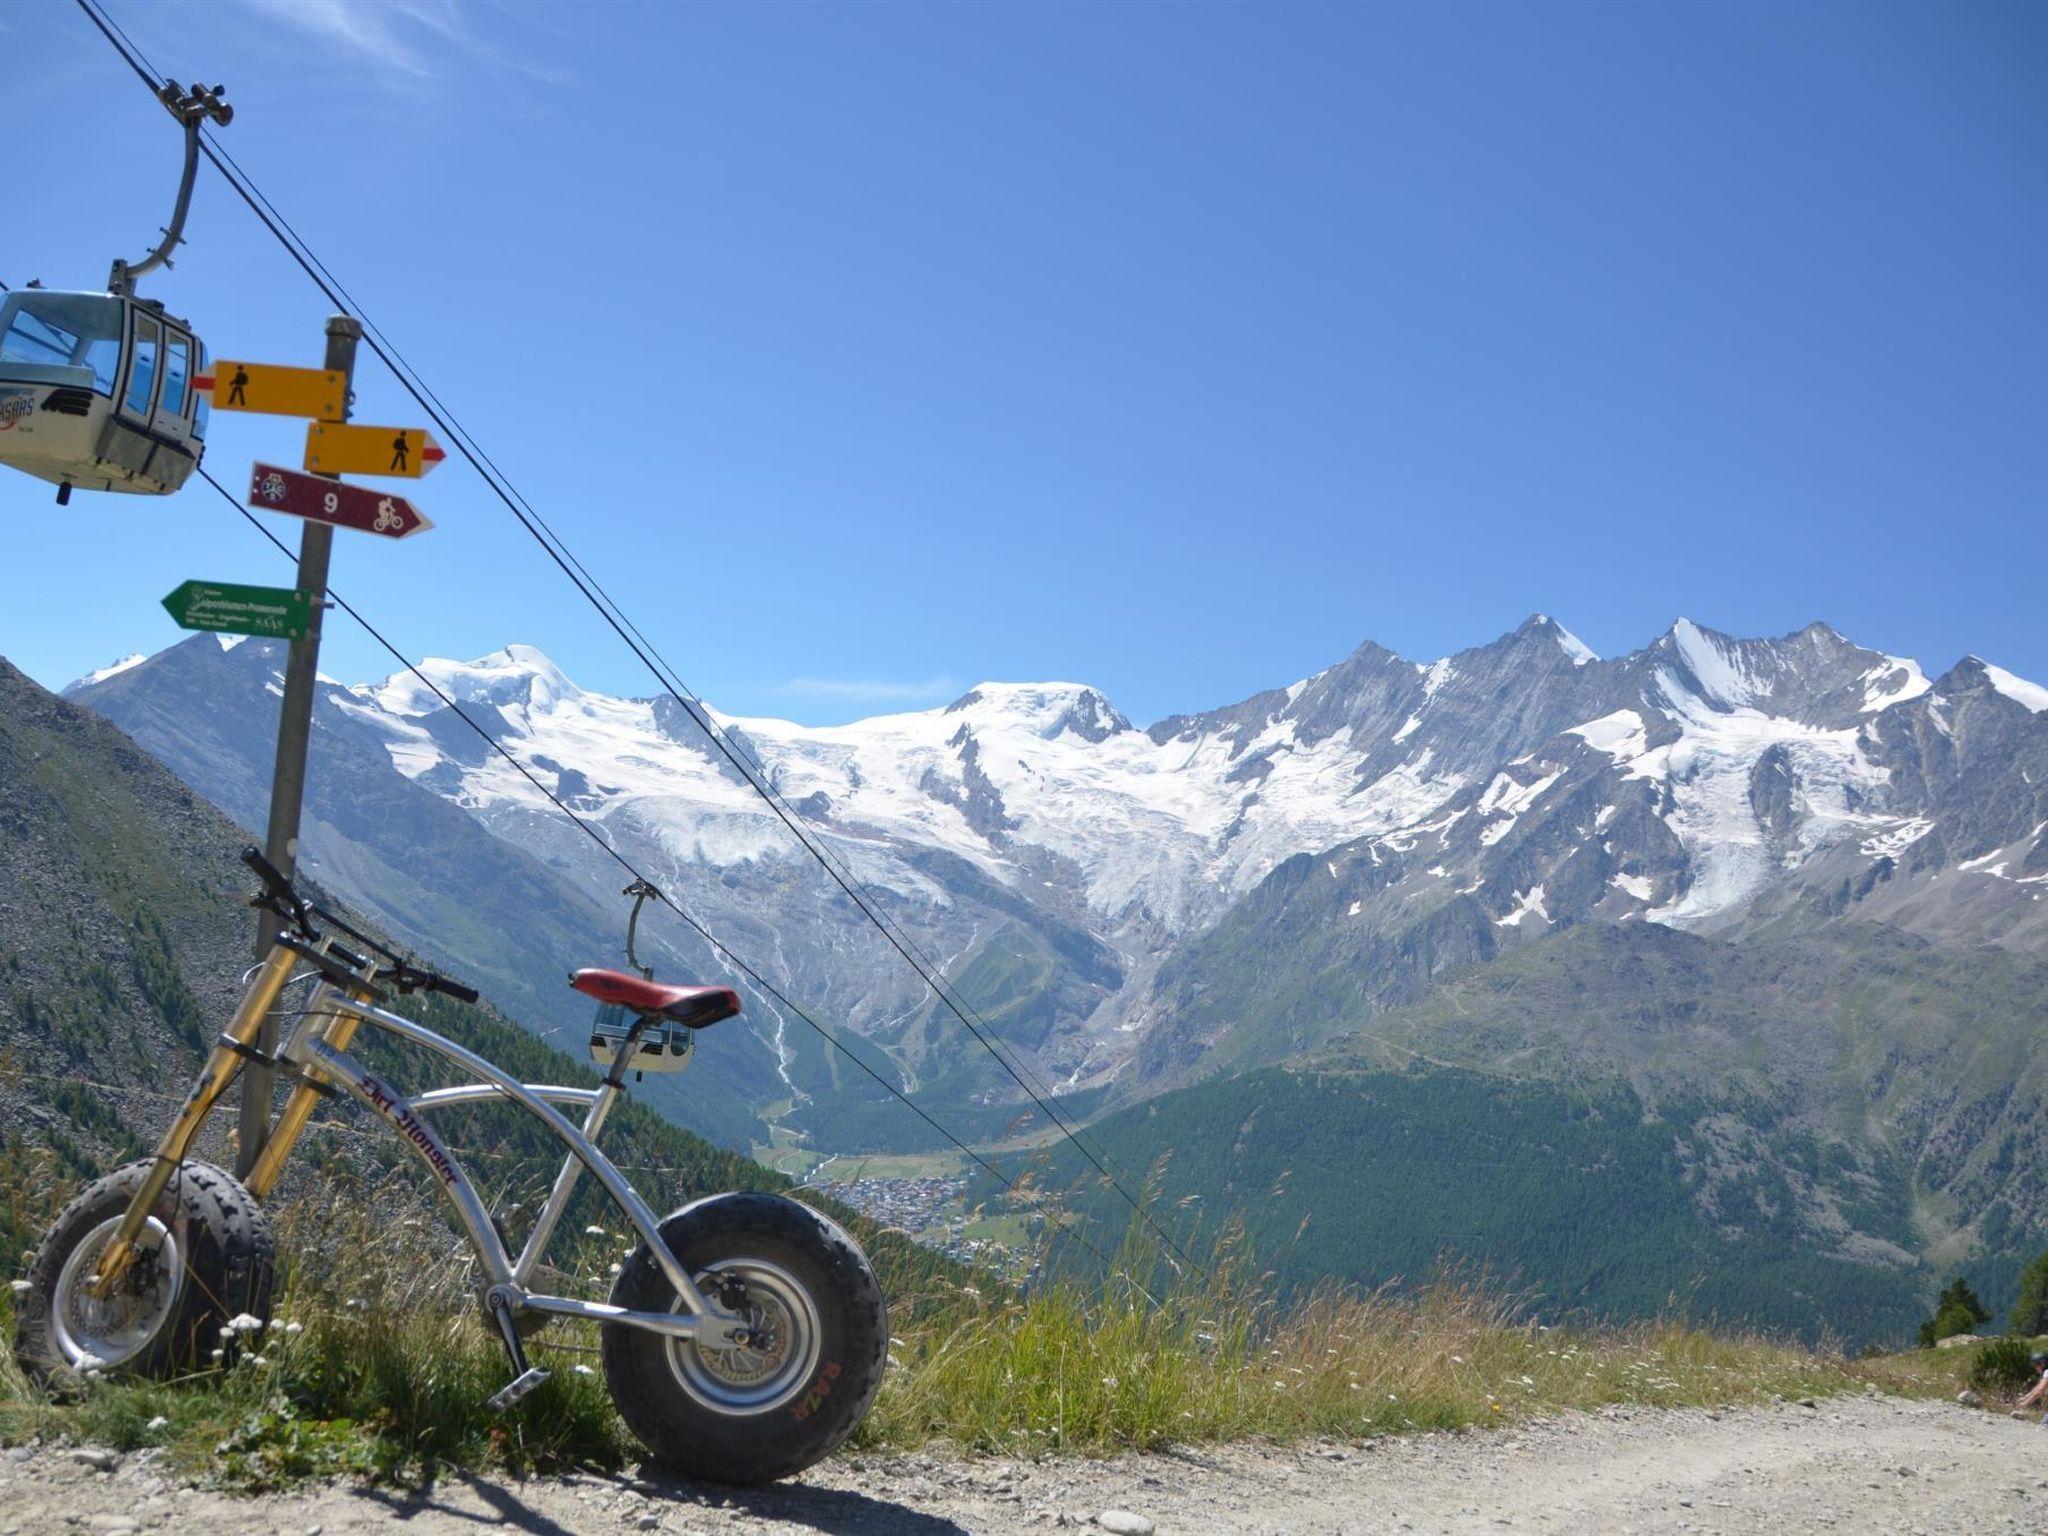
[195,361,347,421]
[302,422,447,479]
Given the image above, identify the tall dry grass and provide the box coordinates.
[864,1231,1891,1455]
[1,1182,1967,1488]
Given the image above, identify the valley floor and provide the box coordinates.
[2,1395,2041,1535]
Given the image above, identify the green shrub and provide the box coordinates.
[1969,1338,2038,1395]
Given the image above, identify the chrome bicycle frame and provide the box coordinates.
[274,975,741,1344]
[88,923,742,1357]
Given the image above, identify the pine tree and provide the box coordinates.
[2011,1250,2048,1338]
[1919,1276,1991,1347]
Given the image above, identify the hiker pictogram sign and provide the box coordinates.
[193,361,348,421]
[302,421,446,479]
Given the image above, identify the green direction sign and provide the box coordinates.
[162,580,313,642]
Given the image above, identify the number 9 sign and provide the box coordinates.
[246,461,432,540]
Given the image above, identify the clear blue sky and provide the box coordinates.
[6,0,2044,724]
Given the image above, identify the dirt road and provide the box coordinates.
[2,1394,2041,1534]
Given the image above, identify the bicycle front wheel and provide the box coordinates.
[14,1159,274,1382]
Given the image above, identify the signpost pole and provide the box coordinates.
[238,314,361,1178]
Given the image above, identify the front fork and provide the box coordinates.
[87,941,372,1296]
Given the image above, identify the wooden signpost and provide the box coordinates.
[213,323,444,1177]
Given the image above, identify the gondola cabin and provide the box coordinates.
[0,288,207,500]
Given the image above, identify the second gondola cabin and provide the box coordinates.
[0,287,208,501]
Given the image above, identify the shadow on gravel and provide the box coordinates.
[343,1469,972,1536]
[347,1476,581,1534]
[640,1468,975,1535]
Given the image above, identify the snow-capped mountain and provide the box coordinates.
[63,614,2048,1140]
[343,645,1467,940]
[1130,619,2048,1083]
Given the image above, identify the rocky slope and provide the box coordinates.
[1130,620,2048,1087]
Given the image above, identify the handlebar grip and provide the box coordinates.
[432,976,481,1005]
[241,844,293,897]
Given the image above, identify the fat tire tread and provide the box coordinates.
[601,1192,887,1485]
[13,1159,275,1382]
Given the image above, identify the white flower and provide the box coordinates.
[8,1280,30,1295]
[247,1355,269,1368]
[583,1226,608,1237]
[75,1351,107,1371]
[226,1313,265,1334]
[573,1363,595,1376]
[145,1416,168,1432]
[283,1321,304,1336]
[1101,1376,1118,1389]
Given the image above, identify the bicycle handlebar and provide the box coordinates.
[241,845,479,1006]
[381,961,480,1005]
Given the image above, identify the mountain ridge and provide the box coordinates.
[60,616,2048,1152]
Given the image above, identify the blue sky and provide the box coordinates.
[5,0,2044,724]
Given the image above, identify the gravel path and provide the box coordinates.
[2,1395,2042,1535]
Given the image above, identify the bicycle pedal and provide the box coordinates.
[487,1366,551,1412]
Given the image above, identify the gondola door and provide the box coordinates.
[115,305,162,433]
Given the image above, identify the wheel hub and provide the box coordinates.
[666,1257,822,1414]
[51,1215,184,1370]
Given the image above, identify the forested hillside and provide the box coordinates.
[1008,1065,1929,1344]
[1009,918,2048,1347]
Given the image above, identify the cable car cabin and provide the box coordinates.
[588,1002,697,1076]
[0,289,207,499]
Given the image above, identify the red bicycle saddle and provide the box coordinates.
[569,968,741,1028]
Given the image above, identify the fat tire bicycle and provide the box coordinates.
[12,849,887,1486]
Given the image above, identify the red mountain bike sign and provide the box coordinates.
[247,462,434,539]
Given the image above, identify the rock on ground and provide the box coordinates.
[0,1396,2040,1534]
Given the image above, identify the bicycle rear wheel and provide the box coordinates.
[600,1192,886,1484]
